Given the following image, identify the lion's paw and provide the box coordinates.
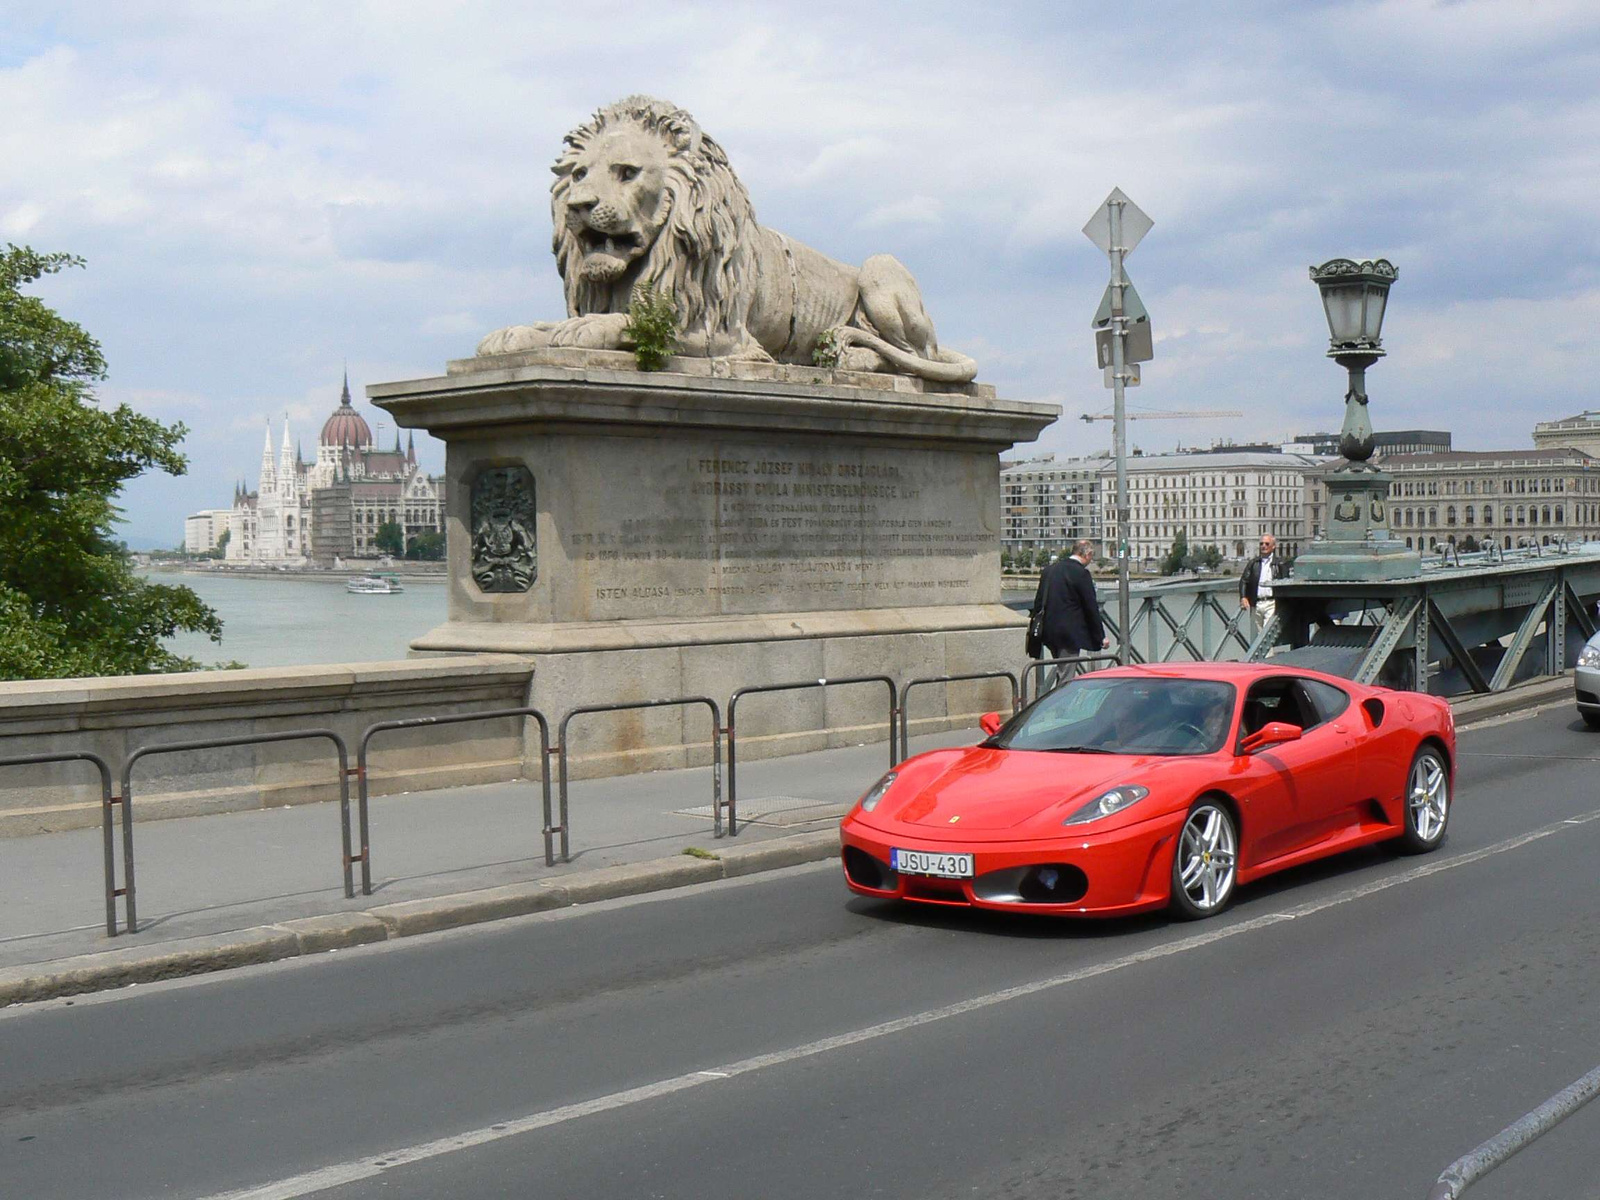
[548,313,630,349]
[476,324,556,356]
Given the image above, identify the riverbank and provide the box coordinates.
[145,564,447,584]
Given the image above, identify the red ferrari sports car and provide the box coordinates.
[840,662,1454,919]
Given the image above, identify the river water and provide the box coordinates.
[149,571,1033,670]
[147,570,447,668]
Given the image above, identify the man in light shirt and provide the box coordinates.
[1240,534,1279,636]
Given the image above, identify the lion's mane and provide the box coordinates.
[551,96,758,352]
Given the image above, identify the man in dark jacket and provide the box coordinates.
[1030,540,1108,687]
[1239,533,1281,638]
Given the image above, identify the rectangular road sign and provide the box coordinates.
[1103,363,1140,388]
[1096,322,1153,368]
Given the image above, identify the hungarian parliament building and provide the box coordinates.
[186,375,444,565]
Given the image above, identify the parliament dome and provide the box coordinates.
[320,373,372,449]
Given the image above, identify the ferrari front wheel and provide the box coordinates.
[1400,744,1450,853]
[1170,799,1238,920]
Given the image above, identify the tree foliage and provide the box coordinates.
[1159,529,1190,576]
[404,529,445,560]
[0,244,221,679]
[374,521,406,556]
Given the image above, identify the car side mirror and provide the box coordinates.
[1239,721,1303,754]
[979,711,1004,737]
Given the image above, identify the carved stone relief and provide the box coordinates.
[470,466,537,593]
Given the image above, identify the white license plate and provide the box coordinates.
[891,848,974,878]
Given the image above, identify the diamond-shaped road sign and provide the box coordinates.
[1082,187,1153,257]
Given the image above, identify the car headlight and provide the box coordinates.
[1062,785,1150,826]
[859,771,898,812]
[1579,642,1600,669]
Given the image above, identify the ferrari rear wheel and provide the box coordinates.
[1400,744,1450,853]
[1170,800,1238,920]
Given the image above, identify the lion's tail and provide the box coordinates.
[834,327,978,385]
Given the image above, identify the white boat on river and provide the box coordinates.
[346,574,405,594]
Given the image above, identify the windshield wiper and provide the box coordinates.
[1041,744,1116,755]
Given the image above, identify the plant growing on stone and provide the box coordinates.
[812,328,843,369]
[624,284,678,371]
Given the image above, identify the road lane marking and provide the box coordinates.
[198,806,1600,1200]
[1460,753,1600,761]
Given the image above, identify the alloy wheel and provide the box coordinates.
[1408,752,1449,844]
[1177,804,1237,913]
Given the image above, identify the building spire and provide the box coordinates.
[260,420,276,490]
[406,431,416,467]
[340,367,352,407]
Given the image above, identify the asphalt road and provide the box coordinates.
[3,704,1599,1200]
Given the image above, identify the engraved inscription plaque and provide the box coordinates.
[470,466,537,593]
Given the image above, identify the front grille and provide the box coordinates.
[843,846,897,891]
[972,863,1090,905]
[902,876,969,903]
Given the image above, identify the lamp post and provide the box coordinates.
[1293,257,1421,582]
[1312,257,1394,468]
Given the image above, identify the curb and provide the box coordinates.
[1449,673,1574,724]
[0,830,841,1009]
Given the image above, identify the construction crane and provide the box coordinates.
[1080,409,1243,422]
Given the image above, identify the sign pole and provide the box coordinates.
[1083,187,1152,667]
[1108,200,1132,665]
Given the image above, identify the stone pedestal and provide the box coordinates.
[1295,464,1421,582]
[370,350,1058,777]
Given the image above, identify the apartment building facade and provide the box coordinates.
[1002,451,1327,564]
[1381,448,1600,551]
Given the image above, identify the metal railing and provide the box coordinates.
[556,698,723,862]
[1022,652,1122,704]
[900,671,1020,756]
[1428,1061,1600,1198]
[120,729,353,933]
[358,706,552,884]
[727,675,898,836]
[0,751,123,936]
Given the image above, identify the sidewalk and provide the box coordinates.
[0,725,974,1000]
[0,673,1574,1005]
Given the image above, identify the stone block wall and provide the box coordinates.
[0,656,535,836]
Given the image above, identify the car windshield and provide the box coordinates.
[994,676,1237,756]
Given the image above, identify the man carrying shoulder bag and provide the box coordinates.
[1028,540,1109,690]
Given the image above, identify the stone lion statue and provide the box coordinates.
[477,95,977,383]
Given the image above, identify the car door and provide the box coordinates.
[1291,677,1364,843]
[1229,676,1357,868]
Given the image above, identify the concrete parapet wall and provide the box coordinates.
[0,656,536,836]
[522,616,1026,780]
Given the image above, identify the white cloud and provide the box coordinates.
[2,1,1598,539]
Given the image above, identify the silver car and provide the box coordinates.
[1579,629,1600,729]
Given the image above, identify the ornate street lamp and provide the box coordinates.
[1310,257,1397,466]
[1294,256,1419,583]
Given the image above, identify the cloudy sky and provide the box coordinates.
[4,0,1598,546]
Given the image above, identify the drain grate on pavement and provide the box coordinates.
[673,795,849,828]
